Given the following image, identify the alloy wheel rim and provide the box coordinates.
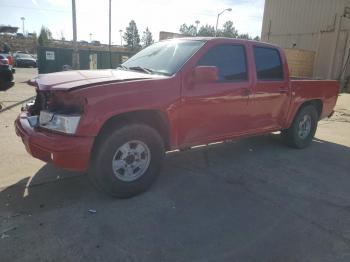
[298,114,312,139]
[112,140,151,182]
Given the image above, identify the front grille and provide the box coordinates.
[29,91,82,115]
[31,90,51,115]
[39,91,52,110]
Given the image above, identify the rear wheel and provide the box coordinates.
[89,123,165,198]
[281,105,318,149]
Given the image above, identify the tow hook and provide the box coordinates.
[328,110,335,118]
[21,100,35,112]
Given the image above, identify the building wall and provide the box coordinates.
[262,0,350,50]
[261,0,350,80]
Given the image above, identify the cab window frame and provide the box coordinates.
[253,45,284,81]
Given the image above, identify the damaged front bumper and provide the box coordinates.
[15,112,94,172]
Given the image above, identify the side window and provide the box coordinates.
[197,44,248,81]
[253,46,284,80]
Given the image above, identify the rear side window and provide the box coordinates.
[197,44,247,81]
[253,47,283,80]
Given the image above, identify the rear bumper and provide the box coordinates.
[15,113,94,172]
[16,60,36,67]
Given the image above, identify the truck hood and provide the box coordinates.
[32,69,166,91]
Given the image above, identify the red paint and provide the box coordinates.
[15,112,93,171]
[15,38,339,172]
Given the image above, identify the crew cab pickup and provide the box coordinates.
[15,38,339,198]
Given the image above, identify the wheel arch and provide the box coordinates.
[285,99,323,129]
[301,99,323,119]
[92,109,171,154]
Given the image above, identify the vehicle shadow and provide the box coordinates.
[1,134,350,261]
[1,133,350,215]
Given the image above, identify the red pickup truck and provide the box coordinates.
[15,38,339,198]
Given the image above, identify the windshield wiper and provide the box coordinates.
[128,66,153,74]
[117,65,129,70]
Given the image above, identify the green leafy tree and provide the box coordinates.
[253,36,261,41]
[38,26,52,46]
[218,21,238,38]
[178,20,256,40]
[123,20,141,49]
[238,33,251,40]
[141,27,154,47]
[197,25,216,37]
[179,23,197,36]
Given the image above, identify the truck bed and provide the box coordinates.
[289,78,339,120]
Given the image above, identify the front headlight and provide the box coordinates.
[39,110,81,134]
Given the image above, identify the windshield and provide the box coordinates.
[17,54,33,59]
[121,40,205,76]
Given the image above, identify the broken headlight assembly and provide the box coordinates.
[39,111,81,134]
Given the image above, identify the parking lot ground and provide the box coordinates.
[1,69,350,261]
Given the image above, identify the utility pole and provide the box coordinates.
[119,30,123,46]
[72,0,79,69]
[109,0,112,68]
[20,17,25,35]
[195,20,200,36]
[215,8,232,37]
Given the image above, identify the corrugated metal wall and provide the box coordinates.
[37,47,135,74]
[262,0,350,50]
[261,0,350,80]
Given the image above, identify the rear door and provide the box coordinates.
[248,46,290,131]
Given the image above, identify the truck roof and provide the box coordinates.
[161,37,279,48]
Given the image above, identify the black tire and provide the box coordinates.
[88,123,165,198]
[0,70,13,90]
[281,105,318,149]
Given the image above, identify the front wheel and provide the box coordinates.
[89,123,165,198]
[281,105,318,149]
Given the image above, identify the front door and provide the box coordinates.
[178,43,253,146]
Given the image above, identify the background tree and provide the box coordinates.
[2,43,10,53]
[38,26,52,46]
[238,33,251,40]
[123,20,141,49]
[178,20,258,40]
[253,36,261,41]
[218,21,238,38]
[31,31,38,40]
[141,27,154,47]
[179,23,197,36]
[197,25,215,37]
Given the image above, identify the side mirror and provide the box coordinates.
[193,66,219,83]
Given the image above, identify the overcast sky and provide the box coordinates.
[1,0,265,44]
